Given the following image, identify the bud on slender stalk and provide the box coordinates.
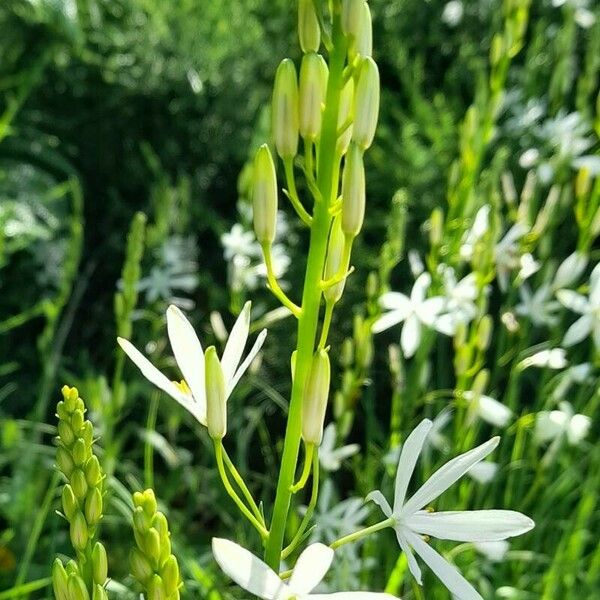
[252,144,278,244]
[302,350,331,445]
[92,542,108,585]
[299,53,328,141]
[337,78,354,156]
[272,59,299,159]
[205,346,227,440]
[298,0,320,53]
[324,216,350,303]
[341,142,366,237]
[342,0,364,38]
[52,559,70,600]
[353,57,380,150]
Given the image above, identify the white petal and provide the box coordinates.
[476,395,512,428]
[534,410,567,443]
[417,297,446,325]
[467,462,498,484]
[117,337,204,422]
[372,310,407,334]
[430,313,458,336]
[556,290,589,314]
[396,530,422,584]
[166,305,205,403]
[554,252,588,289]
[394,420,433,511]
[411,272,431,304]
[563,314,593,347]
[567,414,591,445]
[365,490,392,518]
[473,540,509,562]
[289,543,333,594]
[401,437,499,516]
[401,314,421,358]
[211,538,285,600]
[221,302,251,384]
[228,328,267,396]
[404,529,483,600]
[379,292,411,314]
[406,510,534,542]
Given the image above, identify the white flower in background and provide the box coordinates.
[463,392,513,428]
[367,420,534,600]
[255,243,292,281]
[222,223,259,261]
[211,538,396,600]
[515,283,561,327]
[552,362,593,400]
[372,273,445,358]
[460,205,491,261]
[474,540,509,562]
[552,0,596,29]
[468,461,499,485]
[436,265,479,334]
[535,401,591,447]
[408,250,425,277]
[441,0,464,26]
[553,252,588,289]
[117,302,266,426]
[319,424,360,472]
[557,264,600,348]
[515,253,540,283]
[518,348,568,370]
[495,224,529,291]
[316,545,377,593]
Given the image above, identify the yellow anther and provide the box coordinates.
[174,380,191,395]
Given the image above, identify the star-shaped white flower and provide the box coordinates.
[557,264,600,348]
[117,302,266,426]
[319,424,360,472]
[211,538,396,600]
[462,391,513,429]
[367,420,534,600]
[535,401,591,447]
[515,283,561,328]
[372,273,445,358]
[435,265,479,335]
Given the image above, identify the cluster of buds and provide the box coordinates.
[130,489,181,600]
[53,386,108,600]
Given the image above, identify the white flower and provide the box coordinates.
[468,461,499,485]
[516,253,540,283]
[553,252,588,289]
[552,362,593,400]
[441,0,464,26]
[518,348,568,370]
[211,538,396,600]
[367,420,534,600]
[460,206,491,261]
[495,224,529,291]
[372,273,445,358]
[515,283,561,328]
[319,424,360,472]
[474,540,509,562]
[435,266,479,335]
[463,392,512,428]
[535,402,591,447]
[118,302,266,426]
[222,224,259,261]
[557,264,600,348]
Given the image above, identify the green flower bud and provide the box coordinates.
[147,574,166,600]
[161,555,180,593]
[133,506,150,534]
[52,559,70,600]
[65,559,79,576]
[352,57,379,150]
[71,469,88,500]
[429,207,443,246]
[152,511,169,538]
[85,487,103,526]
[67,573,91,600]
[298,0,320,53]
[324,216,349,303]
[301,350,331,445]
[472,369,489,397]
[342,0,364,38]
[145,527,161,561]
[92,584,109,600]
[341,142,365,237]
[81,420,94,446]
[62,385,79,412]
[56,446,75,477]
[337,78,355,156]
[139,489,158,517]
[477,316,493,351]
[355,1,372,57]
[72,438,87,466]
[205,346,227,440]
[62,484,79,521]
[56,401,69,421]
[58,421,75,446]
[92,542,108,585]
[272,59,299,159]
[130,547,154,584]
[71,410,84,435]
[299,53,327,141]
[70,512,89,551]
[252,144,278,245]
[85,456,102,487]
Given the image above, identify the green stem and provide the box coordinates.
[330,517,394,550]
[263,12,347,570]
[284,158,313,226]
[214,442,268,538]
[262,242,302,316]
[144,391,160,489]
[291,442,315,492]
[318,300,335,350]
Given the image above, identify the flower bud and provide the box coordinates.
[62,385,79,412]
[85,456,102,486]
[252,144,278,245]
[58,421,75,446]
[355,1,372,57]
[130,548,154,584]
[272,59,299,159]
[145,527,161,560]
[342,0,364,38]
[205,346,227,440]
[133,506,150,533]
[71,469,88,500]
[298,0,321,53]
[56,445,75,476]
[92,542,108,585]
[341,142,365,237]
[161,555,180,593]
[352,57,379,150]
[147,574,167,600]
[72,438,87,466]
[337,78,355,156]
[71,410,84,434]
[429,207,443,246]
[68,573,91,600]
[62,484,79,521]
[92,584,109,600]
[299,53,328,141]
[324,216,349,303]
[52,559,70,600]
[476,316,493,351]
[140,489,158,516]
[302,350,331,445]
[85,487,103,526]
[70,512,89,552]
[81,420,93,446]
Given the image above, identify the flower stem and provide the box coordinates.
[261,242,302,317]
[330,517,395,550]
[284,158,313,226]
[290,442,315,492]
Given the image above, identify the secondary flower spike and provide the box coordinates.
[367,419,534,600]
[272,59,299,160]
[253,144,278,245]
[212,537,397,600]
[117,302,266,427]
